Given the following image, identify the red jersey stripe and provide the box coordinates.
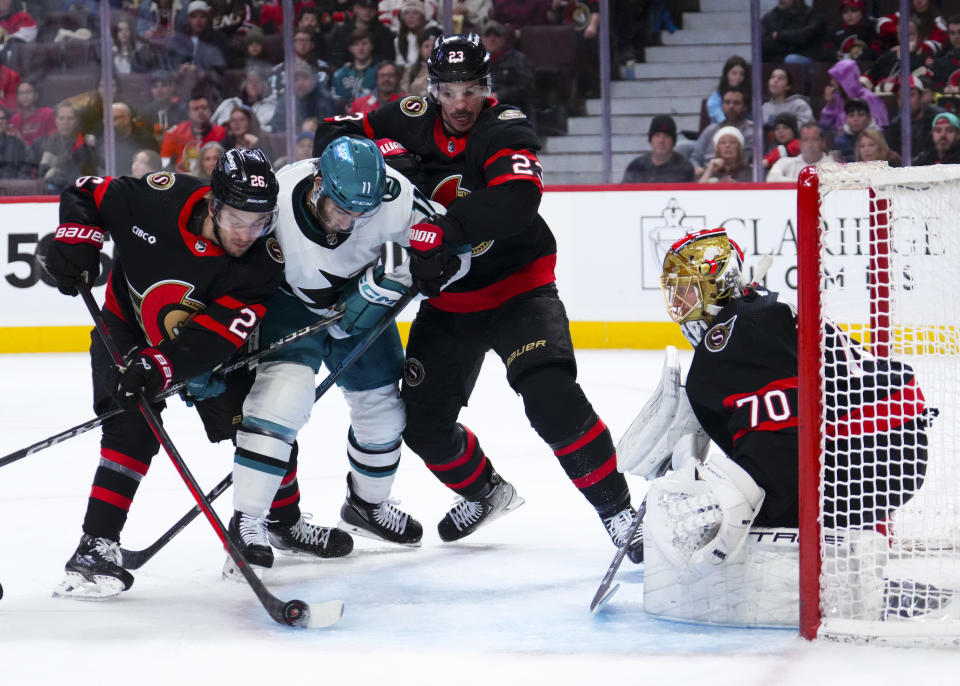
[192,312,245,346]
[554,419,606,457]
[430,253,557,313]
[571,455,617,489]
[90,485,132,510]
[427,427,477,473]
[101,448,149,476]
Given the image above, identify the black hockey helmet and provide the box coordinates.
[427,33,491,97]
[210,148,279,215]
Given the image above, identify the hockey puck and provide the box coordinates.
[283,599,309,626]
[0,582,4,600]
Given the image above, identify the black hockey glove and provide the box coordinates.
[40,224,105,296]
[114,348,174,409]
[409,214,466,297]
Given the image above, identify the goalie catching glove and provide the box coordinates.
[40,224,105,296]
[335,241,412,337]
[645,443,765,583]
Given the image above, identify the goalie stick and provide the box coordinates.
[117,288,417,570]
[590,499,646,614]
[0,312,343,469]
[80,283,342,628]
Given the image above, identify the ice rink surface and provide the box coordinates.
[2,349,960,684]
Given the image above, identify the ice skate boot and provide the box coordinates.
[267,514,354,558]
[223,511,273,580]
[602,505,644,564]
[339,474,423,546]
[53,534,134,600]
[437,471,525,542]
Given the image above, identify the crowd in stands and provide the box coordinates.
[0,0,679,193]
[624,0,960,184]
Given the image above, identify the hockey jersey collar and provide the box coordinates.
[431,99,497,158]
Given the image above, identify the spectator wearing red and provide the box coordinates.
[9,80,53,147]
[863,17,934,91]
[0,62,19,112]
[349,60,405,113]
[930,14,960,92]
[762,112,800,172]
[160,92,226,173]
[0,0,37,44]
[876,0,947,56]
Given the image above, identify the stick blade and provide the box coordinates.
[304,599,345,629]
[590,583,620,614]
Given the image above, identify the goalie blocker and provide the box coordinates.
[614,228,934,628]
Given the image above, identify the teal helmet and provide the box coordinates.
[313,137,387,232]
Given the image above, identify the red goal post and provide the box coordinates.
[797,161,960,647]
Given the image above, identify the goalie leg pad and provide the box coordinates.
[234,362,315,516]
[342,383,405,503]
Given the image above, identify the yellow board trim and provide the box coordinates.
[0,322,691,353]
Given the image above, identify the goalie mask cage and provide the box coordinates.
[798,161,960,647]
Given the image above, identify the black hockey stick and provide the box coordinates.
[0,313,343,469]
[115,291,416,571]
[590,498,646,614]
[80,284,342,628]
[119,472,233,570]
[315,287,418,402]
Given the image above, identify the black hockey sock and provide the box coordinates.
[267,442,301,528]
[515,366,630,518]
[551,416,630,518]
[82,447,153,542]
[423,424,495,501]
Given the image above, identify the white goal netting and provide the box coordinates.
[806,161,960,647]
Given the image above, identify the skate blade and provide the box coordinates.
[52,572,124,601]
[337,521,423,548]
[221,556,266,582]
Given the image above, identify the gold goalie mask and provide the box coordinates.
[660,228,744,346]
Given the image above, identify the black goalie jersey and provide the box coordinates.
[685,288,929,528]
[58,172,285,380]
[315,96,556,312]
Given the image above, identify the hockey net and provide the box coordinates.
[798,161,960,647]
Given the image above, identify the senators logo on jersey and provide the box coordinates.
[430,174,470,208]
[130,280,205,345]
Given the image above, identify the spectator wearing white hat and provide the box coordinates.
[698,126,752,183]
[393,0,442,71]
[166,0,228,80]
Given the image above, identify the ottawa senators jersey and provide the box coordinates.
[58,172,285,380]
[685,288,929,528]
[316,96,557,312]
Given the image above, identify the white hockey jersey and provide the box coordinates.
[273,158,443,316]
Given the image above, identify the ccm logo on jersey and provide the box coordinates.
[132,226,157,244]
[55,225,105,248]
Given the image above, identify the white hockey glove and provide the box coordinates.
[617,346,707,479]
[646,449,765,583]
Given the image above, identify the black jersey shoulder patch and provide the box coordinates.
[146,172,175,190]
[704,314,737,353]
[498,109,527,120]
[400,96,429,117]
[266,236,284,263]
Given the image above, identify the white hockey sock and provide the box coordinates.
[234,420,295,517]
[347,429,401,504]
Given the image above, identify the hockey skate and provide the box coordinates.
[53,534,134,601]
[602,505,645,564]
[437,472,525,542]
[339,474,423,546]
[267,514,354,559]
[223,511,273,581]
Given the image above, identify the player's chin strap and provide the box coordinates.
[646,439,765,584]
